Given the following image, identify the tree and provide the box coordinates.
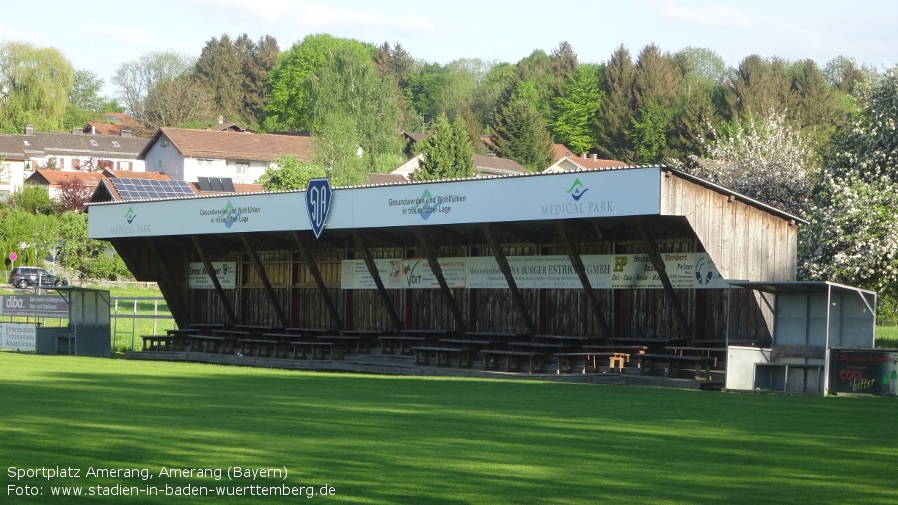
[800,69,898,318]
[629,100,673,164]
[303,44,403,174]
[64,69,106,131]
[10,185,53,215]
[53,176,93,214]
[262,34,372,131]
[258,154,326,191]
[491,99,555,172]
[194,33,279,126]
[414,113,475,181]
[0,42,74,133]
[725,55,792,121]
[676,110,816,216]
[56,211,129,281]
[142,75,216,129]
[552,64,603,153]
[596,45,636,160]
[112,51,195,123]
[194,34,243,121]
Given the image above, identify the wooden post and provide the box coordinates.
[292,231,342,330]
[413,226,467,332]
[351,231,403,333]
[634,218,693,343]
[482,223,536,336]
[555,221,611,339]
[239,233,289,328]
[191,236,238,324]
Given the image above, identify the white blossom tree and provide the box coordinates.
[671,110,818,216]
[799,68,898,320]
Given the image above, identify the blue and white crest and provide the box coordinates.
[305,178,332,239]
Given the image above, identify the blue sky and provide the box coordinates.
[2,0,897,98]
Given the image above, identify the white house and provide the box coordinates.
[139,128,315,184]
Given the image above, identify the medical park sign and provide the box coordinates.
[341,252,727,290]
[87,168,663,239]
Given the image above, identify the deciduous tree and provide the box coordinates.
[0,42,74,133]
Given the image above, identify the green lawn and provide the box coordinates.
[1,353,895,504]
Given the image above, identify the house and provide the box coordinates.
[0,136,27,203]
[0,125,149,174]
[386,153,527,182]
[139,128,314,184]
[82,112,144,137]
[26,169,106,199]
[543,144,628,173]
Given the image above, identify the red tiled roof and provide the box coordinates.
[102,169,171,180]
[144,128,315,162]
[367,173,410,185]
[27,169,105,187]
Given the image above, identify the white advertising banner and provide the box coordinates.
[88,168,663,239]
[341,253,727,290]
[0,323,37,350]
[188,261,237,289]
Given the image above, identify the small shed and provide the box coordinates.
[35,287,111,357]
[724,281,877,394]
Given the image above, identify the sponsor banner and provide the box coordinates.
[341,253,726,290]
[89,169,663,239]
[0,295,69,318]
[829,349,898,396]
[188,262,237,289]
[0,323,37,350]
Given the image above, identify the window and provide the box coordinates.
[112,141,120,148]
[0,163,9,183]
[117,161,132,171]
[161,137,169,147]
[90,139,99,146]
[73,159,81,170]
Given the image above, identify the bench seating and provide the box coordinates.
[482,350,546,374]
[637,353,716,379]
[555,352,630,374]
[412,346,475,368]
[290,341,340,360]
[141,335,187,352]
[237,338,278,358]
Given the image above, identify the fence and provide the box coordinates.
[111,297,175,352]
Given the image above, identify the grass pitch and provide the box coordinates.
[1,353,895,504]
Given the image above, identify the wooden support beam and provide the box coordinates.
[634,217,693,342]
[239,233,289,328]
[144,238,190,328]
[351,230,403,332]
[413,226,467,332]
[292,231,343,330]
[554,221,611,339]
[482,223,536,336]
[190,236,238,324]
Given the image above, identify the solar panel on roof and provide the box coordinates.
[110,178,195,201]
[196,176,235,193]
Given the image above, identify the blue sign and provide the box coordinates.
[305,178,332,239]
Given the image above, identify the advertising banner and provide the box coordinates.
[188,262,237,289]
[341,253,726,290]
[0,323,37,350]
[0,295,69,318]
[829,349,898,396]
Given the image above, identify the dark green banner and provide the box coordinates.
[829,349,898,396]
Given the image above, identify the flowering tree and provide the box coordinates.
[799,68,898,320]
[673,110,817,216]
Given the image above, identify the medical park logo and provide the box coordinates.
[566,178,589,201]
[124,207,137,224]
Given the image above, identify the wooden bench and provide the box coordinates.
[412,346,475,368]
[290,341,339,360]
[555,352,630,374]
[237,338,278,357]
[379,335,428,355]
[482,350,546,374]
[637,353,716,379]
[188,335,228,354]
[142,335,182,351]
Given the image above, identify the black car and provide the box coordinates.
[8,266,68,288]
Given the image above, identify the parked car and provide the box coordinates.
[8,266,68,288]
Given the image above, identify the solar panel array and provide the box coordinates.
[196,176,236,192]
[111,178,195,201]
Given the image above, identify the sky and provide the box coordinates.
[2,0,897,98]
